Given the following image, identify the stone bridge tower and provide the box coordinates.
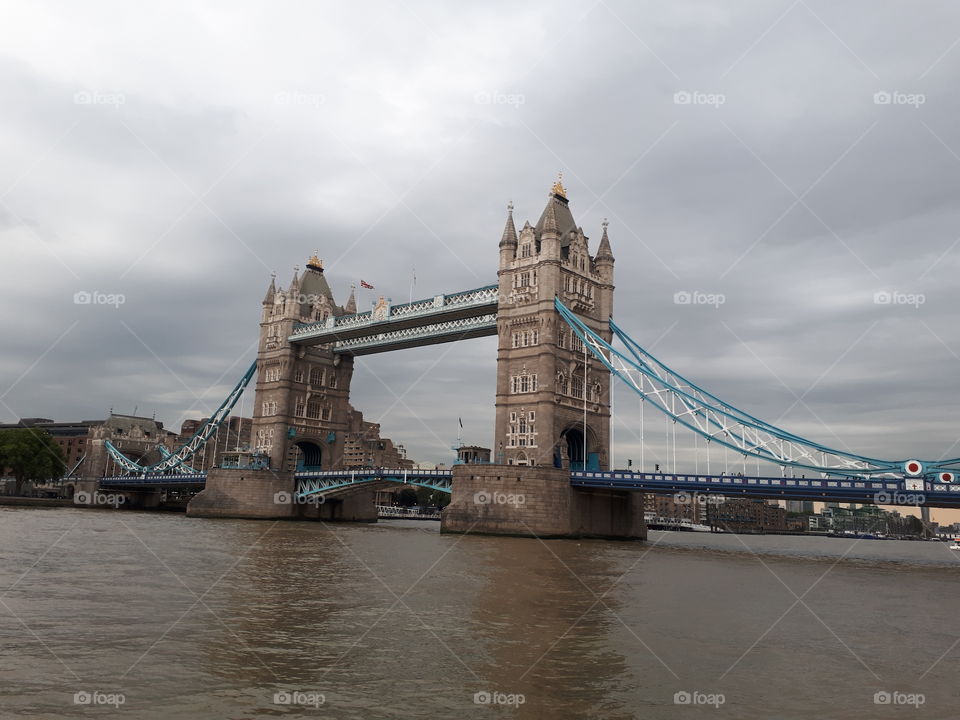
[251,256,357,471]
[493,178,614,470]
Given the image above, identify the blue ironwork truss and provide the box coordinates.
[104,361,257,474]
[555,298,960,482]
[295,469,453,498]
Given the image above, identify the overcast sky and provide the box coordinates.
[3,1,960,521]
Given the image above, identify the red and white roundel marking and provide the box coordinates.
[904,460,923,476]
[940,472,954,483]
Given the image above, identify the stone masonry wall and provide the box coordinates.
[442,464,646,540]
[187,468,295,519]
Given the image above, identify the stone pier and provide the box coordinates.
[187,468,296,519]
[441,465,646,540]
[186,468,380,521]
[297,489,379,523]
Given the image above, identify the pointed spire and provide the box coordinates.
[289,266,301,292]
[596,218,614,262]
[262,272,277,305]
[345,285,357,314]
[541,197,559,235]
[499,201,518,247]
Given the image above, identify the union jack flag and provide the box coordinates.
[360,280,374,289]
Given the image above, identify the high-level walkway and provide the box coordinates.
[288,285,498,355]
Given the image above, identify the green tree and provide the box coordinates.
[0,428,66,496]
[415,487,449,509]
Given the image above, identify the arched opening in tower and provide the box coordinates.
[558,426,601,472]
[293,441,323,471]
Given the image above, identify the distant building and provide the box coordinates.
[457,445,491,464]
[644,494,707,524]
[175,416,253,472]
[813,504,923,536]
[710,498,786,533]
[340,410,414,470]
[785,517,808,531]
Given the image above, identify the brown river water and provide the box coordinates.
[1,506,957,719]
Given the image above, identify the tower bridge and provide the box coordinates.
[84,178,960,537]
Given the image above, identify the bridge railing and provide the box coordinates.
[289,285,499,338]
[331,314,497,353]
[571,470,960,507]
[294,468,453,479]
[572,470,902,492]
[100,473,207,485]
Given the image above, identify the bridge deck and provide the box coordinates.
[98,469,960,507]
[570,470,960,507]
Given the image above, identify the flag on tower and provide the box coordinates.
[360,280,374,289]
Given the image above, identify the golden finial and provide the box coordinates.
[550,171,567,199]
[307,254,323,270]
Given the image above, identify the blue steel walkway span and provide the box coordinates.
[288,285,499,355]
[99,468,960,507]
[571,470,960,508]
[101,473,207,488]
[294,468,453,496]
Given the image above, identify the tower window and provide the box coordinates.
[571,376,584,399]
[506,411,537,448]
[309,368,324,386]
[511,329,540,348]
[510,372,538,394]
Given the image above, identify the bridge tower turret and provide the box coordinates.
[493,178,614,470]
[251,256,355,472]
